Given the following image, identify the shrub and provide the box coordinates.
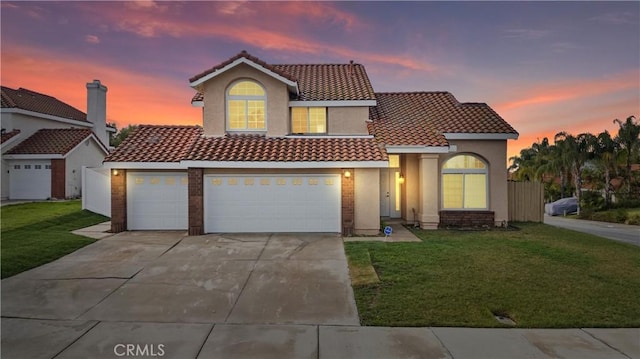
[626,214,640,225]
[591,209,628,224]
[581,190,605,211]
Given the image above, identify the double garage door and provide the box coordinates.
[127,172,341,233]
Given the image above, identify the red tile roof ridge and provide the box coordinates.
[189,50,297,84]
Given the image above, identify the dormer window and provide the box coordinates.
[227,80,266,131]
[291,107,327,134]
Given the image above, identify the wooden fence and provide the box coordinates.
[508,181,544,222]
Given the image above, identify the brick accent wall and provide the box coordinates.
[341,169,355,235]
[188,168,204,236]
[50,159,65,199]
[439,210,495,228]
[111,169,127,233]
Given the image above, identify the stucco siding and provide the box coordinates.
[65,138,107,198]
[445,140,509,225]
[401,154,420,222]
[354,168,380,235]
[201,64,290,137]
[327,107,369,135]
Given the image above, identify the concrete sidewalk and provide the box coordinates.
[2,319,638,358]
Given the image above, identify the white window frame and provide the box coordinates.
[226,79,267,132]
[441,154,489,210]
[290,107,327,134]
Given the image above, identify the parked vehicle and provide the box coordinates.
[545,197,578,216]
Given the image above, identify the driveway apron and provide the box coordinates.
[1,231,359,358]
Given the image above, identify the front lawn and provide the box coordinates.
[1,201,108,278]
[345,223,640,328]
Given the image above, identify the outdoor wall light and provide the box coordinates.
[399,173,405,184]
[343,170,351,178]
[112,169,119,176]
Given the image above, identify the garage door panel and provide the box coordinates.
[127,172,188,230]
[205,174,341,233]
[9,160,51,200]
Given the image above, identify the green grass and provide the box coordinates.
[1,201,108,278]
[344,223,640,328]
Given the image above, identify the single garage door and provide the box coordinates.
[204,174,341,233]
[127,172,188,230]
[9,160,51,200]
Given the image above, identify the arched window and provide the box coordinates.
[227,80,266,130]
[442,154,488,209]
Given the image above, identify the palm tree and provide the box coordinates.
[613,116,640,194]
[593,130,619,206]
[536,142,569,199]
[554,132,597,214]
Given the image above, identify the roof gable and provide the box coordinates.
[189,50,298,90]
[1,86,88,123]
[5,128,104,156]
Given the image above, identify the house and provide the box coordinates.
[104,51,518,235]
[1,80,113,200]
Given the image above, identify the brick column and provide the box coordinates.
[188,168,204,236]
[418,154,440,229]
[341,169,355,236]
[50,159,66,199]
[111,169,127,233]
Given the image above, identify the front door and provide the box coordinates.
[380,168,401,218]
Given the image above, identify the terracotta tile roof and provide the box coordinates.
[105,125,386,163]
[104,125,203,162]
[1,86,88,122]
[1,130,21,144]
[273,63,376,101]
[368,92,517,146]
[190,51,376,102]
[189,50,297,84]
[187,134,387,162]
[6,129,94,155]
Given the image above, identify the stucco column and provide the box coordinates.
[418,154,440,229]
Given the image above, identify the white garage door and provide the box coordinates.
[204,174,341,233]
[127,172,188,230]
[9,160,51,200]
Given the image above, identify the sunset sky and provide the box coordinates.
[1,1,638,163]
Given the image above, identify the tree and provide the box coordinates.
[613,116,640,194]
[554,132,596,215]
[593,130,619,206]
[110,124,138,147]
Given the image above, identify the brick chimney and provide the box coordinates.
[86,80,108,146]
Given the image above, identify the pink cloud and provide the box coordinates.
[73,2,435,72]
[84,34,100,44]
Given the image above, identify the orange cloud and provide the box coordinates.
[495,70,639,111]
[1,45,201,129]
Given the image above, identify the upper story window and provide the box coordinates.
[442,154,488,210]
[291,107,326,134]
[227,80,266,131]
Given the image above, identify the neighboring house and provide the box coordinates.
[104,51,518,235]
[1,81,113,200]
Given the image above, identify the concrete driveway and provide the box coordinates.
[1,231,359,358]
